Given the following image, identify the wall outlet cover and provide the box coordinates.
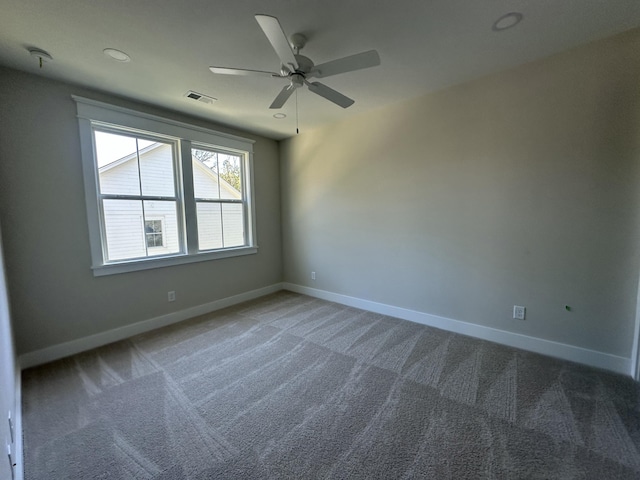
[513,305,526,320]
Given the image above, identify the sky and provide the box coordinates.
[94,131,155,167]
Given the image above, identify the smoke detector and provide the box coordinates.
[28,47,53,68]
[184,91,217,105]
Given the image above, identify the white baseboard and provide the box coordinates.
[19,281,633,377]
[19,283,283,369]
[283,283,632,377]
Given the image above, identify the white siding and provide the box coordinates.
[100,144,180,261]
[99,144,243,258]
[100,158,140,195]
[193,160,244,250]
[100,144,175,197]
[193,162,221,199]
[103,199,145,260]
[197,203,223,250]
[102,199,180,261]
[140,145,175,197]
[222,203,244,247]
[196,202,244,250]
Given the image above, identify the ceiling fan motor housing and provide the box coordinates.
[293,54,314,74]
[283,54,313,88]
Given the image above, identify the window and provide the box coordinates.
[95,129,180,261]
[74,96,257,276]
[145,220,164,248]
[192,148,245,250]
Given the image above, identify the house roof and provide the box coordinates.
[98,142,163,173]
[100,143,241,199]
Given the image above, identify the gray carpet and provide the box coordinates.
[22,291,640,479]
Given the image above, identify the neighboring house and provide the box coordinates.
[99,143,242,261]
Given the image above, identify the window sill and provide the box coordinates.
[91,246,258,277]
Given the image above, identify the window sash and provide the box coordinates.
[195,200,247,251]
[93,127,184,263]
[194,199,243,204]
[101,194,178,201]
[191,145,249,252]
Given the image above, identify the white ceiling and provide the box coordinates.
[1,1,639,140]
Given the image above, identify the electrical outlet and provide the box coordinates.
[311,271,316,280]
[513,305,526,320]
[168,291,176,302]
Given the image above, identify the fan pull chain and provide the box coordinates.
[295,89,299,134]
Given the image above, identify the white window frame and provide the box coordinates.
[74,96,257,276]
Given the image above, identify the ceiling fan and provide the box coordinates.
[209,14,381,109]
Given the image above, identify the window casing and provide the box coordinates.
[74,96,257,276]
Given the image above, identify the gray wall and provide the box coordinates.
[0,224,17,480]
[280,29,640,358]
[0,67,282,355]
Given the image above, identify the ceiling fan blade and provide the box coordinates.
[255,14,299,71]
[209,66,283,78]
[306,81,354,108]
[309,50,380,79]
[270,84,296,109]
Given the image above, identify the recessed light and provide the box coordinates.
[273,113,286,119]
[492,12,523,32]
[103,48,131,62]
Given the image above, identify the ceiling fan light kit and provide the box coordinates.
[209,14,381,111]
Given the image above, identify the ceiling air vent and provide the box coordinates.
[184,91,217,105]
